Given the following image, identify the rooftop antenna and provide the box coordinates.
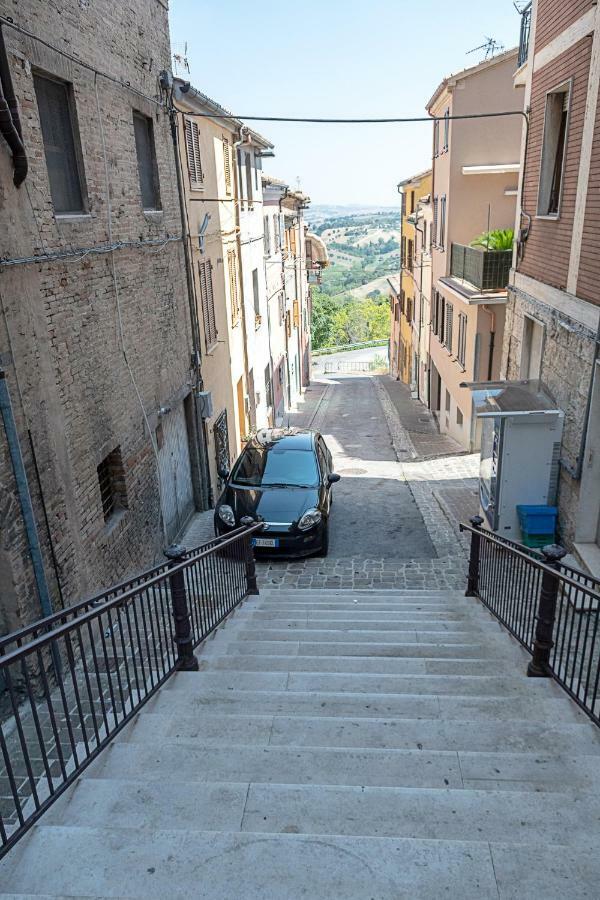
[466,37,505,61]
[172,42,190,77]
[513,1,531,12]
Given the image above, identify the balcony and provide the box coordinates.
[450,243,512,292]
[517,2,532,69]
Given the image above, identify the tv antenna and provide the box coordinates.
[513,1,531,12]
[172,42,190,76]
[466,37,505,60]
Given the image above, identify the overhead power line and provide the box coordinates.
[181,110,528,125]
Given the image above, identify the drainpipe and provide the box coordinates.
[232,128,254,436]
[482,305,496,381]
[565,318,600,481]
[0,369,53,621]
[0,26,27,187]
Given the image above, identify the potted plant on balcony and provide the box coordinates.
[470,229,514,251]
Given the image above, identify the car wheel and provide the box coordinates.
[316,522,329,557]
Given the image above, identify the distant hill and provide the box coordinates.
[305,205,399,226]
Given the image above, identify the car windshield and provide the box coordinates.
[231,445,319,488]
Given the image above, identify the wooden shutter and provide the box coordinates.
[199,261,217,348]
[227,249,240,324]
[445,303,453,352]
[222,137,231,194]
[185,118,203,187]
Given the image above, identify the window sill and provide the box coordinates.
[143,209,164,220]
[98,508,128,540]
[55,213,92,224]
[535,213,560,222]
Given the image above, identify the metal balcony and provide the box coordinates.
[450,244,512,292]
[518,2,532,69]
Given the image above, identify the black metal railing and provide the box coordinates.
[0,522,263,857]
[461,517,600,725]
[450,244,512,292]
[518,2,533,69]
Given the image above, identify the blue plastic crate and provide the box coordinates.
[517,505,558,536]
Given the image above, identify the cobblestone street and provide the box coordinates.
[183,372,481,591]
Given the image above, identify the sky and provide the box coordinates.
[169,1,524,208]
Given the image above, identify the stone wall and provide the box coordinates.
[0,0,198,628]
[503,284,597,544]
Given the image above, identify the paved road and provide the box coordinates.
[310,375,434,560]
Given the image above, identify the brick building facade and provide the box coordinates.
[0,0,205,631]
[505,0,600,572]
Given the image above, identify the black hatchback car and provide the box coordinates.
[214,428,340,556]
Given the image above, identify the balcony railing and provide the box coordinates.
[0,522,264,857]
[450,243,512,292]
[518,2,532,69]
[461,519,600,726]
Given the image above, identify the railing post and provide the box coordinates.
[164,543,199,672]
[241,517,260,596]
[527,543,567,678]
[465,515,484,597]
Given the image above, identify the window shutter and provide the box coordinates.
[263,216,270,256]
[199,261,217,348]
[222,137,231,194]
[227,249,240,324]
[445,303,453,352]
[185,118,203,187]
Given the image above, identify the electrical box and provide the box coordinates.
[195,391,213,420]
[467,381,564,539]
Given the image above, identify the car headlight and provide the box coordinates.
[217,504,236,527]
[298,508,322,531]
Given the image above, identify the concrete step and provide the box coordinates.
[239,782,600,844]
[242,617,503,633]
[198,652,522,676]
[230,627,506,644]
[123,709,600,755]
[215,639,528,660]
[248,609,492,622]
[0,826,518,899]
[146,686,585,723]
[164,669,562,699]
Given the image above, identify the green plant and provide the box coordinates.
[470,229,514,251]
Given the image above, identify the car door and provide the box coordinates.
[315,437,331,514]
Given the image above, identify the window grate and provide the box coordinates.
[33,73,86,214]
[133,112,161,209]
[97,447,128,522]
[222,137,231,194]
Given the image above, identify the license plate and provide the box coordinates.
[252,537,279,548]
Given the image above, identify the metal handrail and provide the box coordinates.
[461,519,600,726]
[0,525,248,654]
[0,522,263,857]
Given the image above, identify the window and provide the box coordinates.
[410,191,415,214]
[443,108,450,152]
[401,236,407,266]
[184,118,203,189]
[538,83,570,216]
[274,214,281,251]
[97,447,128,522]
[439,195,447,250]
[433,197,439,248]
[406,297,413,324]
[222,137,232,194]
[407,239,414,271]
[33,73,86,214]
[433,119,440,158]
[431,290,438,334]
[278,292,285,325]
[293,299,300,329]
[445,389,451,413]
[265,364,273,408]
[263,216,271,256]
[227,249,240,324]
[231,445,319,488]
[422,222,428,253]
[457,312,467,368]
[133,111,161,210]
[520,315,544,380]
[456,408,463,426]
[445,302,453,352]
[198,260,217,348]
[252,268,261,318]
[439,293,445,339]
[245,151,253,206]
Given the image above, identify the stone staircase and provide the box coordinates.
[2,587,600,898]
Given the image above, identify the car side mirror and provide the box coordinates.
[218,467,230,480]
[328,473,341,484]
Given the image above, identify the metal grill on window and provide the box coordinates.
[97,447,128,522]
[33,73,86,214]
[133,112,161,210]
[222,137,231,193]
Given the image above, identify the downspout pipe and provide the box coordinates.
[0,26,27,186]
[482,304,496,382]
[0,369,54,621]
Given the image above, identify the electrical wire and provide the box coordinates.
[0,236,183,268]
[0,15,164,108]
[182,110,529,126]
